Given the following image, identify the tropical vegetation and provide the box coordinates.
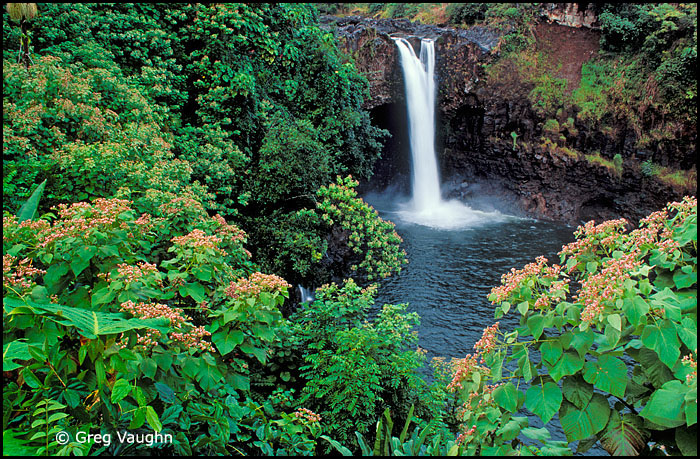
[3,2,697,457]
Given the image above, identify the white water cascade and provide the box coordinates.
[393,37,502,229]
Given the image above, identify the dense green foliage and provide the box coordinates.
[4,3,697,457]
[3,2,390,286]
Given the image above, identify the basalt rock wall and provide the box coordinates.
[322,12,692,226]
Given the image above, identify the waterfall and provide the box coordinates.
[393,37,501,229]
[298,285,314,304]
[393,37,442,212]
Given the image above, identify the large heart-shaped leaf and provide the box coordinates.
[493,382,519,412]
[582,355,627,398]
[639,380,687,428]
[559,394,610,442]
[600,411,648,456]
[525,381,562,424]
[641,321,680,370]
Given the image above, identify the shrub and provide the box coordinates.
[281,279,431,450]
[2,194,329,455]
[443,197,697,455]
[316,176,408,284]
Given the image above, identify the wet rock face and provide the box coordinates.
[320,15,498,112]
[323,14,691,225]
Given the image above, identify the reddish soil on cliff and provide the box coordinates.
[533,22,600,93]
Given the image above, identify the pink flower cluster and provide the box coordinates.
[120,300,189,327]
[490,256,563,306]
[682,352,697,384]
[38,198,133,247]
[294,407,321,423]
[101,262,161,285]
[490,256,548,303]
[224,272,291,299]
[170,326,214,352]
[118,300,214,352]
[212,214,246,242]
[560,218,628,261]
[3,254,46,291]
[172,229,225,254]
[447,354,481,391]
[577,250,642,325]
[158,196,205,216]
[474,322,500,356]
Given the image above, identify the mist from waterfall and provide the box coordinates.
[393,37,505,229]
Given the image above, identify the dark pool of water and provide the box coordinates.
[363,192,608,455]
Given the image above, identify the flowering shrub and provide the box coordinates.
[317,176,408,283]
[2,57,207,215]
[2,196,313,455]
[445,196,697,455]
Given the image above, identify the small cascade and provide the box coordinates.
[393,37,503,229]
[298,285,315,304]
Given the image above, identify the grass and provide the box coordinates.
[653,165,697,191]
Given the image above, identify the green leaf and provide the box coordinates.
[231,373,250,391]
[673,269,697,289]
[196,363,223,392]
[497,417,527,441]
[129,407,146,429]
[600,412,648,456]
[540,340,563,367]
[3,298,170,339]
[3,339,33,371]
[181,282,206,302]
[676,317,697,351]
[540,440,573,456]
[17,179,46,222]
[321,435,353,456]
[568,328,594,357]
[493,382,519,412]
[676,424,697,456]
[155,382,176,404]
[607,314,622,331]
[145,405,163,432]
[517,301,530,315]
[559,394,610,442]
[212,330,245,355]
[622,296,649,327]
[240,343,267,364]
[641,321,680,370]
[525,381,562,424]
[141,357,157,379]
[3,429,36,456]
[527,314,546,340]
[562,375,594,409]
[95,358,106,386]
[638,347,674,388]
[550,350,584,382]
[639,380,686,428]
[582,355,627,398]
[132,386,147,407]
[111,379,131,403]
[521,426,551,441]
[22,367,42,388]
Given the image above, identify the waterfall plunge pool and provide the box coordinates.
[362,191,608,456]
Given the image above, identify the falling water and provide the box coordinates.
[393,37,504,229]
[393,37,441,211]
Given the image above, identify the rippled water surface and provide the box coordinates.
[363,192,608,455]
